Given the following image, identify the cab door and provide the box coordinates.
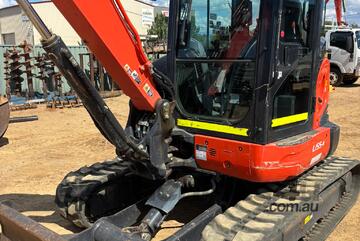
[267,0,322,142]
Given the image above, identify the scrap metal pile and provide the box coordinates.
[3,43,36,111]
[2,41,81,111]
[3,47,26,98]
[34,53,81,109]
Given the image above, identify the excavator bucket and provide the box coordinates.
[0,97,9,139]
[0,204,65,241]
[0,202,221,241]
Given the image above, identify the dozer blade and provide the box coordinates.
[0,200,221,241]
[0,204,65,241]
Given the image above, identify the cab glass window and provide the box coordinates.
[176,0,260,122]
[273,0,315,126]
[177,0,260,59]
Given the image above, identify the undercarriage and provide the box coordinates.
[1,157,359,241]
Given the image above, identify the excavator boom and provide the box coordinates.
[326,0,344,26]
[52,0,161,112]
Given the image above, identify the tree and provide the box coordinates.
[147,14,168,40]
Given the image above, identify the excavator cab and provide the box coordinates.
[167,0,337,182]
[172,0,318,143]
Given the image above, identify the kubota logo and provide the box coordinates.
[312,141,325,152]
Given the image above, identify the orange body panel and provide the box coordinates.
[195,127,331,182]
[194,57,332,182]
[52,0,161,111]
[313,58,330,129]
[334,0,343,25]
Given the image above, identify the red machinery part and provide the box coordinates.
[194,57,333,183]
[194,127,331,183]
[52,0,161,112]
[313,58,330,130]
[326,0,343,26]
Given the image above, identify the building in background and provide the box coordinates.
[0,0,168,96]
[0,5,32,45]
[0,0,166,46]
[154,5,169,17]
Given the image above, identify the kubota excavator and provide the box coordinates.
[0,0,359,241]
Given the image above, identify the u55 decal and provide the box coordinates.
[312,141,325,153]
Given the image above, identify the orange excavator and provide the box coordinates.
[0,0,358,241]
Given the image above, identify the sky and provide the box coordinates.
[0,0,359,24]
[143,0,169,7]
[0,0,15,8]
[326,0,360,25]
[147,0,360,25]
[0,0,43,8]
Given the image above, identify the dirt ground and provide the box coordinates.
[0,81,359,240]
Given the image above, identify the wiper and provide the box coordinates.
[179,0,193,47]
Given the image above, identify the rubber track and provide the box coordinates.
[303,168,360,241]
[201,157,360,241]
[55,158,134,228]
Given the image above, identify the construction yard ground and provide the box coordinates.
[0,81,360,240]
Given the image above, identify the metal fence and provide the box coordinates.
[0,45,89,95]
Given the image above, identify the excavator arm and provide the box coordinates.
[52,0,161,112]
[326,0,344,26]
[13,0,175,179]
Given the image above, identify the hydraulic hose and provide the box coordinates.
[15,0,148,159]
